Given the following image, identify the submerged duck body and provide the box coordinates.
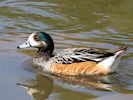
[18,32,127,76]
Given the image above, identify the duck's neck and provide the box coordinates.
[36,48,53,57]
[33,48,54,68]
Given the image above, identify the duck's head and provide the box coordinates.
[17,32,54,55]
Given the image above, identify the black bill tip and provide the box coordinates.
[17,46,20,49]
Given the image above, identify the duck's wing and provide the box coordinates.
[54,48,114,64]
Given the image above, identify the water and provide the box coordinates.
[0,0,133,100]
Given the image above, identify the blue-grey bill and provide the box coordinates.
[18,41,31,48]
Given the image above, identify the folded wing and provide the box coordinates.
[54,48,114,64]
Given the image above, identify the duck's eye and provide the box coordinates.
[34,36,40,41]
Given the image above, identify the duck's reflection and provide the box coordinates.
[17,73,53,100]
[52,74,113,91]
[17,71,121,100]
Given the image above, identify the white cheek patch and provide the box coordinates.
[27,33,40,47]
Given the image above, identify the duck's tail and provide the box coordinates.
[97,45,128,73]
[107,45,128,53]
[112,45,128,59]
[114,45,128,52]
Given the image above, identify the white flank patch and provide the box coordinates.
[97,50,124,72]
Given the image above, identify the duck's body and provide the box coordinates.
[33,47,126,75]
[18,32,127,76]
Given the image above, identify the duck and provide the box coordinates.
[17,32,127,76]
